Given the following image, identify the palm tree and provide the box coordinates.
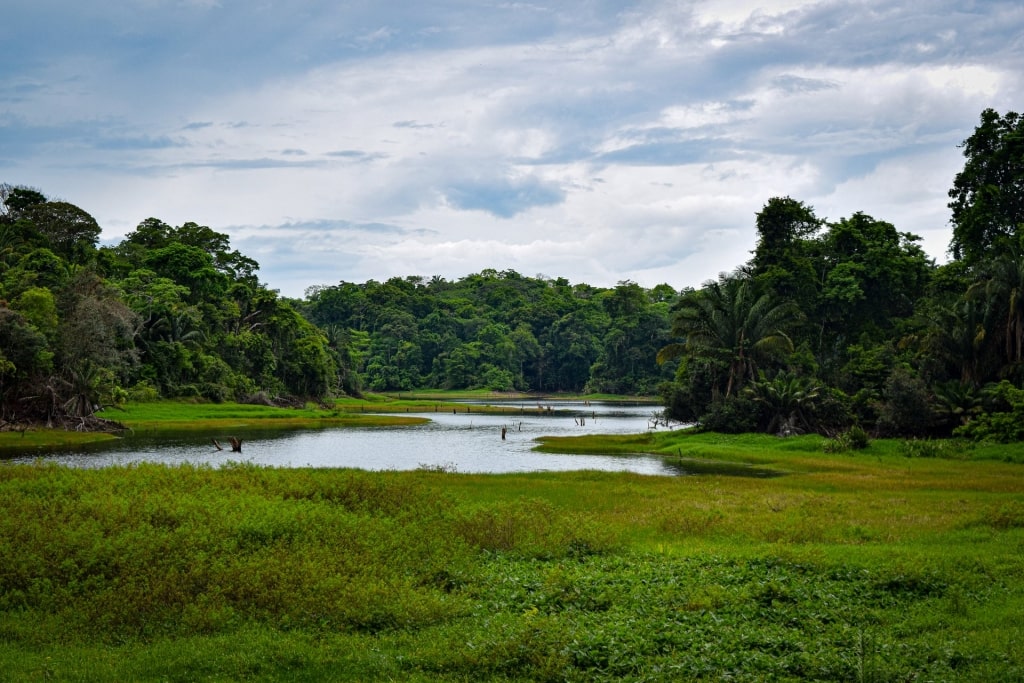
[744,371,823,435]
[931,379,982,430]
[971,245,1024,369]
[919,297,989,387]
[658,272,801,397]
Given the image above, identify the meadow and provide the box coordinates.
[1,427,1022,681]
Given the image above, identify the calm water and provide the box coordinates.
[8,400,701,475]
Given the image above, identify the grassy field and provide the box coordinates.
[1,428,1022,681]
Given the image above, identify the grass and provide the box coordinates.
[1,427,1023,681]
[0,399,433,451]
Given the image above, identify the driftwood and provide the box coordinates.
[212,437,243,453]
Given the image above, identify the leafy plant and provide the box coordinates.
[823,425,870,453]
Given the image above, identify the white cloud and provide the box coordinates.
[4,0,1023,296]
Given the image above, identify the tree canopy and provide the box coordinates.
[5,108,1024,441]
[948,108,1024,265]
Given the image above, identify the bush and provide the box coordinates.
[126,380,161,402]
[875,366,933,437]
[955,381,1024,443]
[823,425,870,453]
[698,395,760,434]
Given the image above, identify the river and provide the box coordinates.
[7,400,698,475]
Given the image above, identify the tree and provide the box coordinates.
[143,242,227,304]
[23,201,102,263]
[0,184,47,220]
[744,371,823,435]
[659,273,799,399]
[969,241,1024,372]
[55,271,140,391]
[588,281,674,394]
[0,306,53,416]
[948,108,1024,264]
[816,213,931,363]
[750,196,822,306]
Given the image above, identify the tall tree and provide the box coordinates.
[948,108,1024,265]
[750,196,822,305]
[23,201,102,263]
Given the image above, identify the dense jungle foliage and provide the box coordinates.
[2,108,1023,440]
[0,187,679,427]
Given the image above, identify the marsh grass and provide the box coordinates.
[1,438,1023,681]
[0,402,431,452]
[110,400,429,431]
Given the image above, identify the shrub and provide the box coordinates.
[955,381,1024,442]
[875,366,933,437]
[698,395,760,434]
[823,425,870,453]
[127,380,161,402]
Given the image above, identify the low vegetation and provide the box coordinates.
[3,108,1024,680]
[1,433,1022,680]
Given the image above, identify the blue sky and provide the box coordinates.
[2,1,1021,297]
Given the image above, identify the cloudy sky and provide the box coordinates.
[2,1,1021,297]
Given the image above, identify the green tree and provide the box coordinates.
[588,281,674,394]
[142,242,228,305]
[10,287,59,341]
[22,201,101,263]
[968,241,1024,373]
[0,306,53,416]
[744,371,824,435]
[750,196,822,306]
[0,184,47,220]
[948,108,1024,265]
[659,273,799,399]
[819,213,931,349]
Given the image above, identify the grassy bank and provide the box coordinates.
[1,433,1023,681]
[0,398,441,451]
[1,393,628,451]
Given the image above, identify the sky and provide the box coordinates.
[2,1,1022,298]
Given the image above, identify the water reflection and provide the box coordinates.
[4,401,772,477]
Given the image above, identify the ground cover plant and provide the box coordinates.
[1,433,1022,681]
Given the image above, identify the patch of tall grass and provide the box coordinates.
[1,445,1022,680]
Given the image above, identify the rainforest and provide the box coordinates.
[3,109,1024,441]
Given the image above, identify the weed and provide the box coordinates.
[899,437,977,460]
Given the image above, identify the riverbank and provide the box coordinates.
[0,393,658,452]
[1,448,1022,680]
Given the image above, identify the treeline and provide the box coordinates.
[659,108,1024,442]
[0,185,676,427]
[0,194,337,426]
[3,107,1023,441]
[299,273,677,395]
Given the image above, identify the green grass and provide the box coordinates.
[1,436,1023,681]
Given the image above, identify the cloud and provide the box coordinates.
[3,1,1024,296]
[444,175,566,218]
